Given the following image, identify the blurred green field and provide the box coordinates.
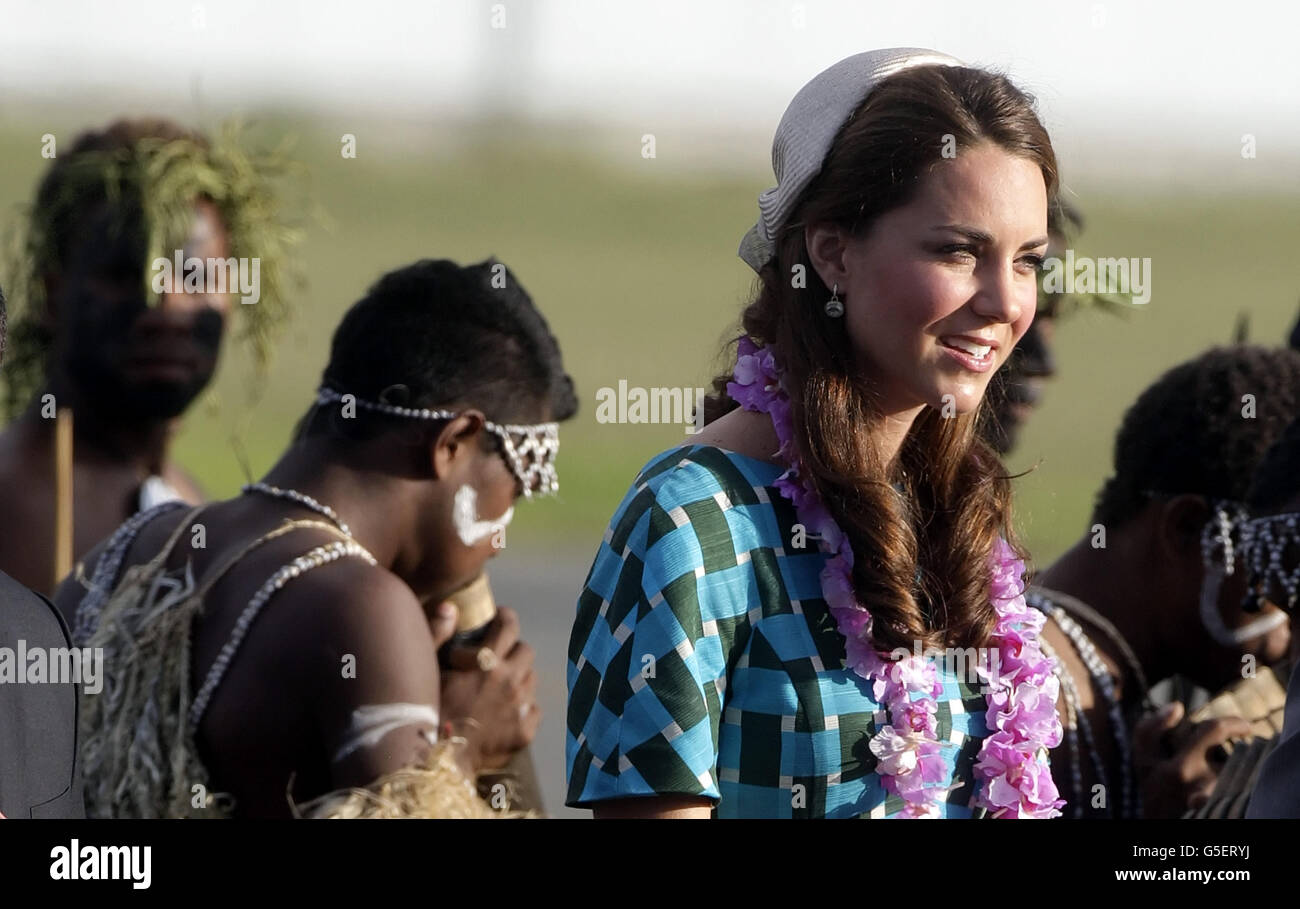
[1,114,1297,569]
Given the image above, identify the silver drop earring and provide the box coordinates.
[824,283,844,318]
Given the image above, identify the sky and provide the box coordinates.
[0,0,1297,174]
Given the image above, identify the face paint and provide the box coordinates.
[331,703,440,763]
[452,484,513,547]
[60,279,224,421]
[1199,564,1289,646]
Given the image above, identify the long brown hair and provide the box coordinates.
[706,65,1058,652]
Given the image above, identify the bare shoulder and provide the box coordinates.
[267,552,440,764]
[690,407,782,465]
[273,556,430,654]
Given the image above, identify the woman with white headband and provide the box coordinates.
[567,48,1063,818]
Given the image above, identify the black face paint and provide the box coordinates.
[192,306,224,357]
[51,199,227,423]
[58,282,224,423]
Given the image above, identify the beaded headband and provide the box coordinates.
[1199,500,1249,576]
[1198,501,1291,643]
[1239,512,1300,613]
[315,387,559,498]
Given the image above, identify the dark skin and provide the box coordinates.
[53,411,540,816]
[0,199,225,594]
[1035,494,1290,817]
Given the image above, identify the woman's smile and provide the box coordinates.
[938,334,1002,372]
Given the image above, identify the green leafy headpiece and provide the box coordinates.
[2,119,303,417]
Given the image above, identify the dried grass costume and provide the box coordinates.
[71,502,498,818]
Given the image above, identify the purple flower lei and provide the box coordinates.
[727,338,1065,818]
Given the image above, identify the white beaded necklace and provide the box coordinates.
[1027,588,1151,819]
[243,482,352,537]
[189,538,376,729]
[188,485,376,730]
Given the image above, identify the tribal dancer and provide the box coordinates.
[1030,346,1300,817]
[0,118,297,594]
[569,49,1064,818]
[1245,417,1300,816]
[55,258,576,817]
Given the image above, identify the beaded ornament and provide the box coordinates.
[316,387,560,497]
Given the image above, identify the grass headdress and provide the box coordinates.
[2,118,303,417]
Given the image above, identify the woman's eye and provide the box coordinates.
[939,244,977,261]
[1017,254,1046,273]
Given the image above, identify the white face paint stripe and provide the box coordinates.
[453,484,514,547]
[1200,565,1290,647]
[1225,609,1289,644]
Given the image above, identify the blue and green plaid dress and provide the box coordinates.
[565,445,994,818]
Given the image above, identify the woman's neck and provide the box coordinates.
[691,406,784,465]
[875,404,927,473]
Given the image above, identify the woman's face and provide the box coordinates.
[836,142,1049,415]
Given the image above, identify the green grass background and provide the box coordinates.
[1,115,1297,569]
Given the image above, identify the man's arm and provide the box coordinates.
[301,565,537,795]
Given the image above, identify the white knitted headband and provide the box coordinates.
[738,47,965,273]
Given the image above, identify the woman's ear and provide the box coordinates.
[805,222,851,292]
